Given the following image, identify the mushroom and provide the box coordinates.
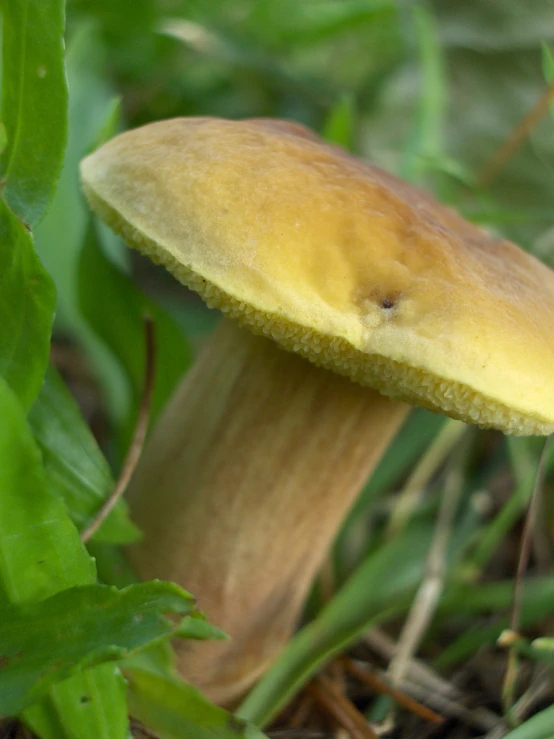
[80,117,554,705]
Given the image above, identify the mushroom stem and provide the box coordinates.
[126,319,409,705]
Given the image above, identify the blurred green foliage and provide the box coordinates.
[2,0,554,737]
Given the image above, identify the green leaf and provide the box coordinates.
[126,668,268,739]
[496,632,554,667]
[0,323,124,733]
[399,4,447,183]
[542,43,554,82]
[435,577,554,668]
[34,25,131,424]
[90,542,227,679]
[78,220,191,441]
[542,43,554,118]
[436,0,554,50]
[0,200,56,410]
[344,410,445,522]
[238,524,433,727]
[176,612,228,642]
[87,541,181,686]
[0,373,95,609]
[34,26,125,335]
[0,0,67,227]
[244,0,396,46]
[121,643,177,681]
[502,705,554,739]
[87,541,140,589]
[531,636,554,657]
[90,96,123,152]
[464,437,542,578]
[28,364,141,544]
[336,410,444,573]
[22,665,129,739]
[0,581,195,715]
[322,94,356,150]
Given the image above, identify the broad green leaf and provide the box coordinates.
[34,25,125,333]
[80,543,182,716]
[0,200,56,410]
[78,220,191,439]
[23,665,128,739]
[28,365,140,544]
[0,373,95,609]
[84,541,179,682]
[90,541,228,676]
[87,541,182,686]
[121,644,177,682]
[0,581,195,715]
[238,525,433,726]
[126,668,267,739]
[0,122,7,154]
[0,0,67,227]
[34,25,131,423]
[0,327,122,733]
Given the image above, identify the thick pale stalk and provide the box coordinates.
[126,320,409,704]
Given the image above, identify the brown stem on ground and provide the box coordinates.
[125,319,409,705]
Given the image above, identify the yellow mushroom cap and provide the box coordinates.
[80,117,554,435]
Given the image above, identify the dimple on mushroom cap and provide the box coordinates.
[80,117,554,435]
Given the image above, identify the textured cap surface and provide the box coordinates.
[80,117,554,435]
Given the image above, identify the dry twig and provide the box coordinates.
[365,629,457,698]
[366,626,501,731]
[81,316,156,543]
[478,81,554,187]
[287,694,316,730]
[510,437,552,635]
[307,675,379,739]
[502,437,552,714]
[341,656,444,725]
